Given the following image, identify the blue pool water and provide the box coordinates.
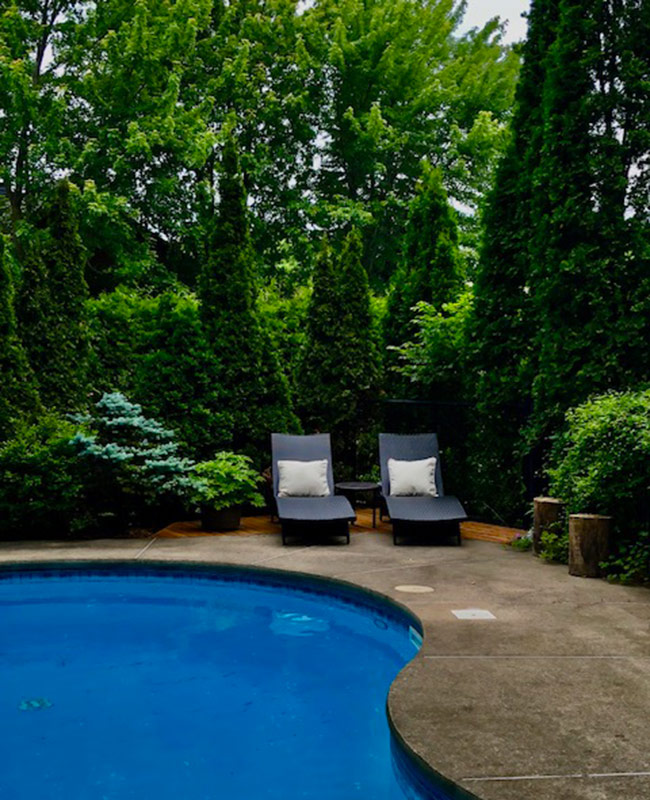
[0,566,457,800]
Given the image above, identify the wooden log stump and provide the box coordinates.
[568,514,611,578]
[533,497,565,556]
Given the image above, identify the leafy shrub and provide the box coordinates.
[0,415,89,539]
[548,390,650,579]
[190,454,264,512]
[539,527,569,563]
[601,531,650,585]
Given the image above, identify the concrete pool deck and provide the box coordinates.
[1,529,648,800]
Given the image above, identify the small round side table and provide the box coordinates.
[334,481,381,527]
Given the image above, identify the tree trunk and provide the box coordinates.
[533,497,564,556]
[568,514,611,578]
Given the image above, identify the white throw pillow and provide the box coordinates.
[388,456,438,497]
[277,459,331,498]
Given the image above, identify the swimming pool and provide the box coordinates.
[0,564,465,799]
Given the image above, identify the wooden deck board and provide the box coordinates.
[156,507,524,544]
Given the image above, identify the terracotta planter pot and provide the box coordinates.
[201,505,242,532]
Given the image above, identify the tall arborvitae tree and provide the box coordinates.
[529,0,650,435]
[472,0,560,410]
[133,293,232,460]
[0,237,41,439]
[334,229,382,436]
[199,133,299,459]
[468,0,561,518]
[385,162,463,357]
[17,181,90,410]
[296,239,344,432]
[297,230,381,471]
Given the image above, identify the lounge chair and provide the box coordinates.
[379,433,467,545]
[271,433,355,545]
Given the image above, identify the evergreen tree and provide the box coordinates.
[529,0,650,435]
[385,163,463,355]
[133,293,232,459]
[386,162,463,345]
[335,229,383,452]
[17,181,90,410]
[467,0,561,518]
[296,239,344,433]
[199,133,299,460]
[472,0,560,411]
[0,237,41,439]
[297,230,381,471]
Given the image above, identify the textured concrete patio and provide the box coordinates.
[1,528,648,800]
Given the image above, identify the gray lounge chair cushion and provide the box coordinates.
[384,495,467,523]
[276,496,355,522]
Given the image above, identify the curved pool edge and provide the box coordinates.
[0,557,475,800]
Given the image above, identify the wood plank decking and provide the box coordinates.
[157,507,524,544]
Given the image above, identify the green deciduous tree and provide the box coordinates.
[199,133,299,461]
[0,236,41,439]
[307,0,518,283]
[16,181,90,410]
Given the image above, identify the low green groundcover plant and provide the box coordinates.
[539,527,570,564]
[508,531,533,551]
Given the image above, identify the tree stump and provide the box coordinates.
[568,514,611,578]
[533,497,565,556]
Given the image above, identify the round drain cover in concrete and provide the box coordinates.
[394,585,434,594]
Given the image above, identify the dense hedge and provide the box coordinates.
[548,390,650,581]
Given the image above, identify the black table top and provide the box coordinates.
[335,481,380,492]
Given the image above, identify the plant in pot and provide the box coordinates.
[190,453,264,531]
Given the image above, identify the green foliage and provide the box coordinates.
[306,0,519,282]
[190,454,264,512]
[385,162,464,357]
[602,532,650,586]
[15,181,91,410]
[72,392,195,531]
[258,282,311,394]
[0,236,41,439]
[539,526,569,564]
[548,390,650,533]
[133,292,232,459]
[297,231,382,472]
[0,415,87,539]
[394,292,474,400]
[528,0,650,439]
[548,390,650,580]
[77,182,170,293]
[0,0,519,286]
[509,532,533,552]
[199,134,299,461]
[87,287,158,394]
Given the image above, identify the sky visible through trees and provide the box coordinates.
[462,0,531,42]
